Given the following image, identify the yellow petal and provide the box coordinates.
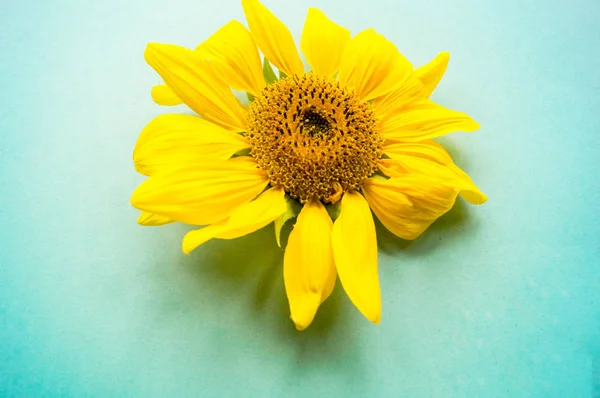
[134,114,250,176]
[284,199,336,331]
[372,74,424,118]
[182,186,287,254]
[196,21,266,96]
[300,8,350,78]
[373,52,451,116]
[338,29,413,101]
[218,186,287,238]
[362,175,459,240]
[242,0,304,77]
[131,157,269,225]
[181,222,228,254]
[151,84,183,106]
[382,140,487,205]
[380,99,480,142]
[144,43,247,131]
[331,191,381,324]
[414,52,450,99]
[376,158,408,177]
[138,211,173,226]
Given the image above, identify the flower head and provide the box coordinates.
[131,0,487,330]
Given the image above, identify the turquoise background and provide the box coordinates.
[1,0,599,396]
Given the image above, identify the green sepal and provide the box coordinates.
[274,196,301,247]
[370,171,390,180]
[325,201,341,221]
[279,70,287,79]
[246,92,255,102]
[234,148,251,157]
[263,58,278,85]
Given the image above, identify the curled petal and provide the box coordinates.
[382,140,487,205]
[362,176,459,240]
[151,84,183,106]
[138,212,173,226]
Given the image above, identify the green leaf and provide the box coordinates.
[274,196,301,247]
[246,92,255,102]
[279,70,287,79]
[263,58,278,85]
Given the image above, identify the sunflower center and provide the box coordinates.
[246,74,383,204]
[300,108,331,135]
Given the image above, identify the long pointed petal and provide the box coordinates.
[284,200,337,330]
[332,191,381,323]
[414,52,450,98]
[380,99,480,142]
[145,43,247,131]
[338,29,413,101]
[300,8,350,78]
[372,74,424,118]
[372,52,452,116]
[134,114,250,176]
[242,0,304,77]
[131,157,268,225]
[182,186,287,253]
[197,21,266,96]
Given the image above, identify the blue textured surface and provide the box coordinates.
[1,0,599,396]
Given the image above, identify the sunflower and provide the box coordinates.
[131,0,487,330]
